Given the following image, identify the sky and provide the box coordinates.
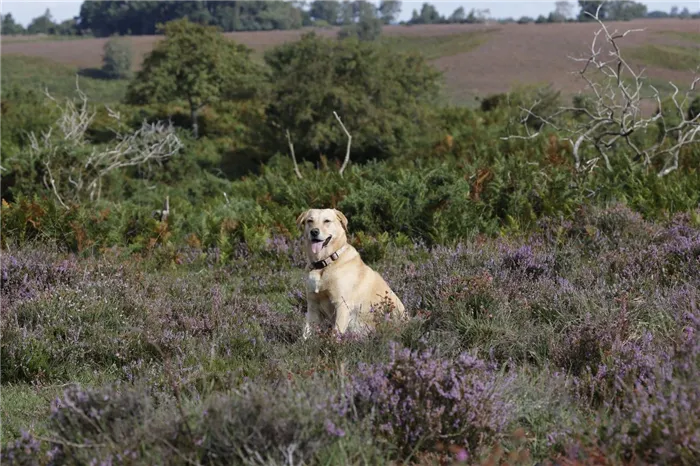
[2,1,699,27]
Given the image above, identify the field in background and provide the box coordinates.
[3,19,699,106]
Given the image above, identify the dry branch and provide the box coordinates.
[502,4,700,177]
[333,111,352,176]
[28,80,183,207]
[285,129,303,179]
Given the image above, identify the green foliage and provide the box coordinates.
[336,1,383,41]
[408,3,444,24]
[125,18,261,138]
[378,0,402,24]
[102,36,133,79]
[0,86,57,170]
[79,1,304,37]
[578,0,647,21]
[689,96,700,121]
[606,0,647,20]
[578,1,608,21]
[26,8,56,35]
[264,32,442,163]
[310,1,342,25]
[1,13,25,35]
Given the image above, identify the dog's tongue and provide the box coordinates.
[311,241,324,254]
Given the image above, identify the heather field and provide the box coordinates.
[2,10,700,466]
[2,205,699,464]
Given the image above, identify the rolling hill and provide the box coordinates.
[3,18,699,105]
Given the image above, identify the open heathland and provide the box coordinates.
[2,12,700,466]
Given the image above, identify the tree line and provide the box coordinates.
[2,1,698,37]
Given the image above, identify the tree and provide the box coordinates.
[549,1,573,22]
[408,3,442,24]
[678,7,691,19]
[310,1,342,24]
[670,6,679,17]
[555,1,575,19]
[378,1,402,24]
[102,36,133,79]
[125,19,260,138]
[449,7,466,23]
[78,1,305,36]
[607,1,647,21]
[27,9,56,34]
[53,18,80,35]
[338,1,382,41]
[578,1,608,21]
[1,13,26,35]
[264,33,442,163]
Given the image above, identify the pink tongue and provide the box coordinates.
[311,242,324,254]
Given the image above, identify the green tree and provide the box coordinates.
[53,18,80,35]
[78,1,305,36]
[1,13,26,35]
[607,1,647,20]
[378,1,402,24]
[549,1,574,22]
[578,1,608,21]
[449,7,466,23]
[125,18,259,138]
[338,1,382,41]
[27,9,56,34]
[102,36,133,79]
[310,1,342,24]
[409,3,442,24]
[264,33,442,163]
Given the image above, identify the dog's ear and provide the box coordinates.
[334,209,348,232]
[296,210,311,231]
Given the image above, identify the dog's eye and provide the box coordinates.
[307,219,313,224]
[324,219,331,223]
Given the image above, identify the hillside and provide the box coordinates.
[3,19,699,105]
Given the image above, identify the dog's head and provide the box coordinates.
[296,208,348,261]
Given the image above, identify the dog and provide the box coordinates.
[297,208,406,339]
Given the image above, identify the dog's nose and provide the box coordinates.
[310,228,320,237]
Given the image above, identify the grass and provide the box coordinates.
[1,55,129,103]
[1,386,56,441]
[379,28,499,61]
[657,29,700,44]
[627,44,700,72]
[1,34,95,44]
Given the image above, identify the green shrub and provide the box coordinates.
[263,32,442,164]
[101,36,132,79]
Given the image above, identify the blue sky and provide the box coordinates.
[2,1,698,27]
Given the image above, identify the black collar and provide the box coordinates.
[310,245,347,270]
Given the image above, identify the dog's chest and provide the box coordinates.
[306,270,324,294]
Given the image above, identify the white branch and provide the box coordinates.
[503,6,699,178]
[333,111,352,177]
[285,129,303,180]
[28,83,183,205]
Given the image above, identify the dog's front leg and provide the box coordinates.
[333,298,352,335]
[303,298,321,340]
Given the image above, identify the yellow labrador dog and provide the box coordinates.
[297,208,406,339]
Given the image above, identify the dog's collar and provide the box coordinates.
[310,244,348,270]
